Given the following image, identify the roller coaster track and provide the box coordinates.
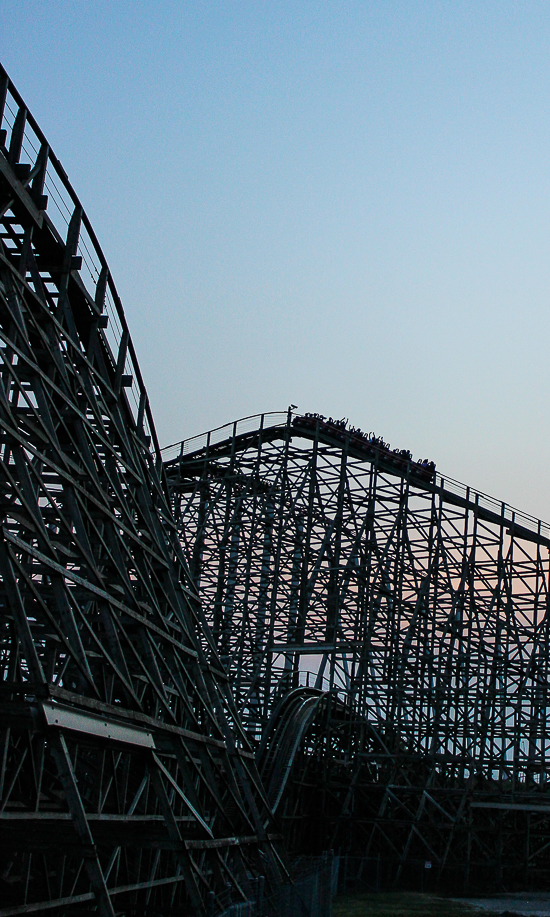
[257,688,328,813]
[165,410,550,890]
[0,66,284,916]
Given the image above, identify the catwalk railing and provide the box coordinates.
[163,410,550,547]
[0,67,159,460]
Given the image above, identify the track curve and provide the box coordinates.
[257,688,328,812]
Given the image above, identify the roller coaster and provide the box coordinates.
[3,60,550,914]
[164,410,550,890]
[0,66,284,916]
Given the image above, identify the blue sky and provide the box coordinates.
[3,2,550,520]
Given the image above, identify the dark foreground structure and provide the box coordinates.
[0,67,284,916]
[164,411,550,892]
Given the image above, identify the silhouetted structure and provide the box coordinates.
[165,410,550,891]
[4,53,550,907]
[0,66,282,916]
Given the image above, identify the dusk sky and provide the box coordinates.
[3,2,550,521]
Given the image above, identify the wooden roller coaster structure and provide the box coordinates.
[4,53,550,906]
[164,410,550,892]
[0,65,284,917]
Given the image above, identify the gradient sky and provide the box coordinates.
[3,2,550,521]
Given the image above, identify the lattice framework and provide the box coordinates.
[165,412,550,889]
[0,66,282,917]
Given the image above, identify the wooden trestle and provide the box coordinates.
[165,411,550,891]
[0,66,284,916]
